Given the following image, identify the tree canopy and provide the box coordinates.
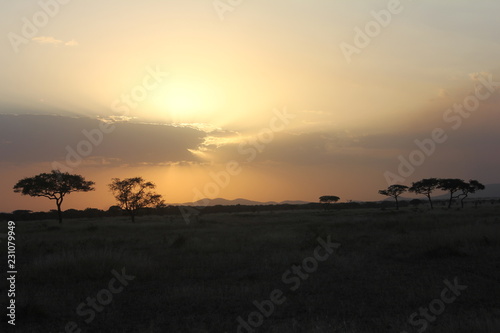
[319,195,340,204]
[13,170,95,223]
[437,178,467,208]
[109,177,164,222]
[456,179,485,208]
[409,178,439,209]
[378,184,408,210]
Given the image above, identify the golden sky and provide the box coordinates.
[1,0,500,212]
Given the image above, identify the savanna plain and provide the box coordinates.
[2,206,500,333]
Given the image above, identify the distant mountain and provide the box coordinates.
[382,196,414,202]
[174,184,500,207]
[279,200,312,205]
[176,198,312,206]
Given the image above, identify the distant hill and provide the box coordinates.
[279,200,312,205]
[177,198,312,206]
[382,196,414,202]
[175,184,500,206]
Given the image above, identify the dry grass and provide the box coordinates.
[1,206,500,332]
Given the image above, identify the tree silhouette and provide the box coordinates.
[409,178,439,209]
[458,179,485,208]
[378,184,408,210]
[109,177,164,222]
[319,196,340,204]
[13,170,95,224]
[437,178,468,208]
[319,195,340,210]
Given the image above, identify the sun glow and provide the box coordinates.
[149,79,226,123]
[166,84,203,112]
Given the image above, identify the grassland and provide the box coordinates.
[2,206,500,332]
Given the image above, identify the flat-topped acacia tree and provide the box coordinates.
[13,170,95,224]
[438,178,485,208]
[409,178,439,209]
[459,180,485,208]
[378,184,409,210]
[319,195,340,210]
[437,178,465,209]
[319,196,340,204]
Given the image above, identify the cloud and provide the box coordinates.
[32,36,63,45]
[31,36,79,47]
[1,101,499,188]
[0,115,205,166]
[64,40,79,47]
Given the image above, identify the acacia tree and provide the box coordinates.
[438,178,467,208]
[378,184,408,210]
[458,180,485,208]
[109,177,164,222]
[319,195,340,204]
[319,195,340,210]
[13,170,95,224]
[409,178,439,209]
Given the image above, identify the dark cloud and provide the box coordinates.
[0,115,205,166]
[202,131,388,167]
[1,104,498,185]
[196,107,500,185]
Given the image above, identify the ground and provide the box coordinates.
[2,206,500,332]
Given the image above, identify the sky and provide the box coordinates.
[1,0,499,212]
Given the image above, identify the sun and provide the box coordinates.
[149,79,225,123]
[165,84,203,112]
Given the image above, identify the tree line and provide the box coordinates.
[12,171,488,224]
[377,178,485,210]
[320,179,486,210]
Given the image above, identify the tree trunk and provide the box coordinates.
[427,194,433,210]
[395,196,399,210]
[461,194,468,208]
[448,193,453,209]
[56,200,63,224]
